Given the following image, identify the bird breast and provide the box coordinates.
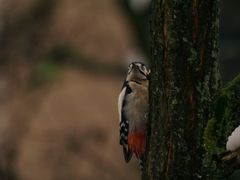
[123,83,148,132]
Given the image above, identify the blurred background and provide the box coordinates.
[0,0,239,180]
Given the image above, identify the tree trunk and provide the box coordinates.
[143,0,221,179]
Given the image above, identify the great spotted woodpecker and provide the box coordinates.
[118,62,150,169]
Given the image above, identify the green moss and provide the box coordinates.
[202,74,240,178]
[203,118,218,152]
[215,74,240,142]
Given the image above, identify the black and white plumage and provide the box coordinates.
[118,81,132,161]
[118,62,150,166]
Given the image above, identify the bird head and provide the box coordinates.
[126,62,150,83]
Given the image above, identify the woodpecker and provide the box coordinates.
[215,125,240,175]
[118,62,150,169]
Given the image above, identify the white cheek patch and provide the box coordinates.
[226,125,240,151]
[128,64,133,74]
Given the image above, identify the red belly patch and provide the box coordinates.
[128,130,146,158]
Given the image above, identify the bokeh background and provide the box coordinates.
[0,0,239,180]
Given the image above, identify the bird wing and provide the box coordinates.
[118,82,133,162]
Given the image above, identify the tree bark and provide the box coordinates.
[143,0,221,179]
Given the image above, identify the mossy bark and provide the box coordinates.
[202,74,240,178]
[143,0,221,179]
